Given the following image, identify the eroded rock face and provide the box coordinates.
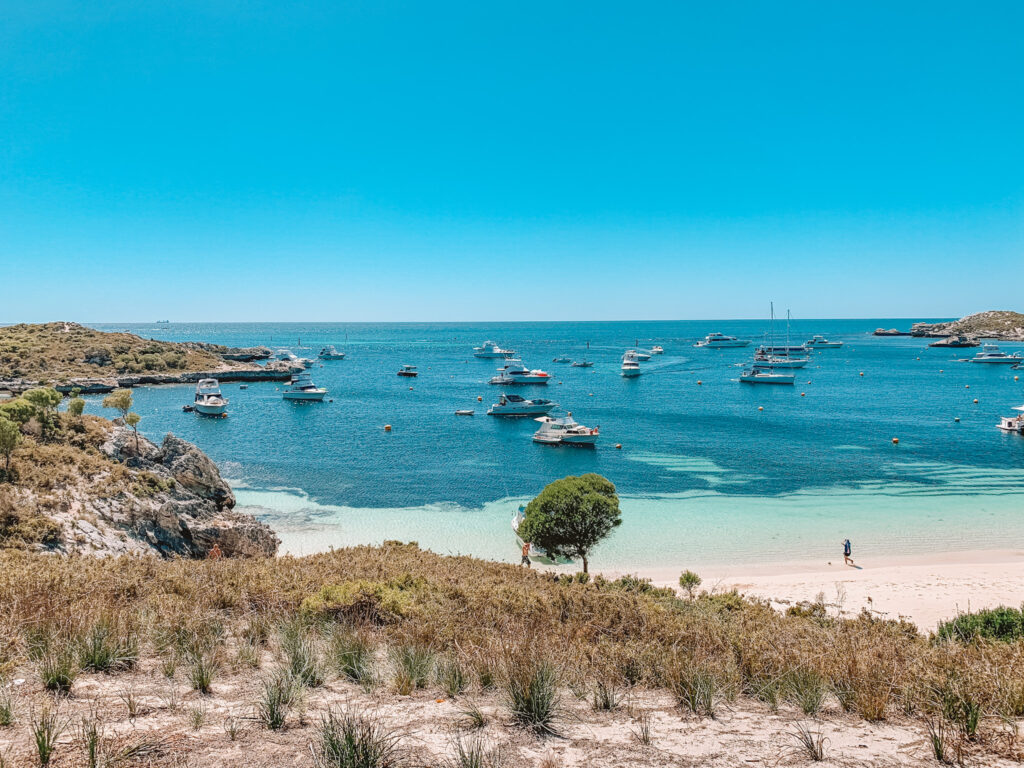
[84,428,279,559]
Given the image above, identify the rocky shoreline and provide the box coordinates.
[910,310,1024,340]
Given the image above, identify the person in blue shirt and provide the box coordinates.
[842,538,853,566]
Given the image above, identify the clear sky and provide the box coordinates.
[1,1,1021,322]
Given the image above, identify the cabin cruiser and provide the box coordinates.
[318,345,346,360]
[473,341,515,359]
[696,332,750,348]
[929,335,980,348]
[629,349,652,361]
[997,405,1024,434]
[488,361,551,385]
[552,356,572,363]
[487,393,558,416]
[752,353,809,369]
[969,344,1022,364]
[650,345,664,354]
[621,352,642,377]
[397,365,418,377]
[532,415,599,445]
[193,379,228,415]
[805,335,843,348]
[755,344,808,357]
[282,371,327,400]
[739,368,795,384]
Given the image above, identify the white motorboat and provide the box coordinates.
[318,345,346,360]
[473,340,515,358]
[273,349,314,367]
[489,361,551,385]
[755,344,808,357]
[282,371,327,400]
[650,345,664,354]
[752,353,809,369]
[455,409,475,416]
[193,379,228,416]
[397,365,418,377]
[696,332,750,348]
[512,506,571,564]
[621,351,642,377]
[629,349,652,361]
[739,368,795,384]
[552,356,572,363]
[487,393,558,416]
[997,405,1024,434]
[571,360,594,367]
[532,415,599,445]
[805,335,843,349]
[969,344,1022,364]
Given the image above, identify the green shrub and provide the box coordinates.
[502,659,560,734]
[301,579,421,625]
[77,619,138,673]
[390,645,434,695]
[311,708,403,768]
[329,630,374,685]
[935,606,1024,643]
[256,670,297,731]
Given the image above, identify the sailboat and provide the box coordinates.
[740,303,795,385]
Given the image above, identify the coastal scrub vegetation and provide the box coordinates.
[0,322,229,381]
[936,606,1024,643]
[0,544,1022,762]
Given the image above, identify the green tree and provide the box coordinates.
[518,474,621,574]
[102,388,141,453]
[0,416,20,476]
[0,397,36,425]
[679,570,702,599]
[67,388,85,418]
[22,387,62,435]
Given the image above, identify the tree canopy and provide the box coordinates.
[0,416,20,474]
[103,388,141,452]
[518,473,621,573]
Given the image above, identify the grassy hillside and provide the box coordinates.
[0,322,234,381]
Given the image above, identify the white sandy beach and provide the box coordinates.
[608,548,1024,631]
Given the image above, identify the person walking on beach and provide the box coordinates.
[521,541,532,567]
[842,538,853,566]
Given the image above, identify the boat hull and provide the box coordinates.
[283,390,327,401]
[488,406,556,416]
[697,340,750,348]
[753,358,809,369]
[970,358,1022,364]
[194,403,227,416]
[739,374,794,384]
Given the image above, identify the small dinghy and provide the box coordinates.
[455,409,475,416]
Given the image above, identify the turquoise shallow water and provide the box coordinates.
[85,320,1024,569]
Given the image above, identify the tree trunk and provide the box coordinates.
[582,555,588,574]
[133,426,139,454]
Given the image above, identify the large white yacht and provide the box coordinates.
[997,405,1024,434]
[193,379,228,415]
[487,393,558,416]
[739,368,795,385]
[969,344,1022,364]
[696,332,750,348]
[282,371,327,400]
[318,345,345,360]
[473,340,515,358]
[805,335,843,348]
[621,352,642,377]
[489,361,551,385]
[532,415,599,445]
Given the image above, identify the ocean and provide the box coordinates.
[84,320,1024,571]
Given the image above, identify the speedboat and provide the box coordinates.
[552,356,572,363]
[455,409,475,416]
[629,349,652,361]
[650,345,664,354]
[282,371,327,400]
[532,415,599,445]
[752,353,809,369]
[739,368,795,385]
[397,365,418,377]
[273,349,314,367]
[571,360,594,367]
[929,335,979,348]
[696,332,750,348]
[487,393,558,416]
[969,344,1022,364]
[193,379,228,416]
[318,345,346,360]
[621,352,642,377]
[997,406,1024,434]
[489,361,551,385]
[805,335,843,348]
[512,506,571,564]
[473,341,515,358]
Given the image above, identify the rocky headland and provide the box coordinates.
[911,310,1024,340]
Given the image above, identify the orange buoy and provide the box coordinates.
[859,372,864,377]
[758,406,764,411]
[940,369,944,373]
[615,443,622,449]
[697,380,702,385]
[384,424,392,432]
[965,385,969,389]
[1015,376,1020,381]
[477,396,483,401]
[801,392,806,397]
[892,438,899,444]
[973,399,978,404]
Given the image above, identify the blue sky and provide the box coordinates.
[1,1,1021,321]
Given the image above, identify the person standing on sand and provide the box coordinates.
[842,538,853,566]
[521,541,531,567]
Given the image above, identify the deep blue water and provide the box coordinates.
[85,320,1024,510]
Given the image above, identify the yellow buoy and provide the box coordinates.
[384,424,392,432]
[892,438,899,444]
